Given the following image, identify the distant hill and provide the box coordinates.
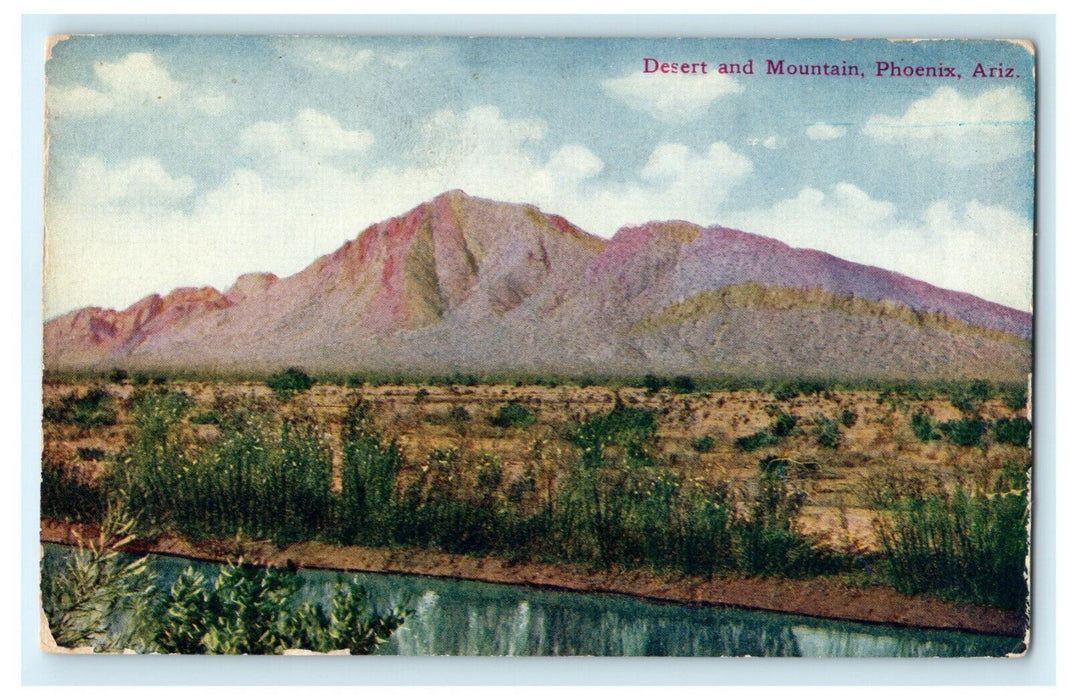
[44,190,1032,380]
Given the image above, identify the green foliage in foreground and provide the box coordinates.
[41,512,153,651]
[873,463,1029,611]
[148,562,408,655]
[43,510,409,654]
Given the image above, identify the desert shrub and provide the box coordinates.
[1003,384,1029,411]
[735,430,777,452]
[567,403,658,466]
[691,435,717,453]
[839,408,858,427]
[43,387,118,427]
[345,374,365,388]
[448,405,470,422]
[874,468,1028,610]
[992,417,1032,447]
[734,457,847,577]
[937,417,987,447]
[910,411,936,442]
[670,375,696,393]
[42,456,105,522]
[772,383,799,401]
[489,400,536,429]
[76,447,107,461]
[265,367,314,400]
[770,409,798,437]
[642,374,666,394]
[113,391,332,543]
[338,400,403,546]
[812,414,842,449]
[188,410,220,425]
[414,388,430,402]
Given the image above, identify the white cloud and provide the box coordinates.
[47,52,226,117]
[275,38,426,72]
[601,70,743,123]
[724,183,1032,310]
[68,156,195,207]
[806,122,846,141]
[240,109,374,172]
[863,86,1031,164]
[762,135,780,150]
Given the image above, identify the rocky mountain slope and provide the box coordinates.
[44,190,1032,380]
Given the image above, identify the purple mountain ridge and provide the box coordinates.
[43,191,1032,379]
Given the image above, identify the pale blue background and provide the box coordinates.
[21,13,1055,686]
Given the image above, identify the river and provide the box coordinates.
[41,545,1023,657]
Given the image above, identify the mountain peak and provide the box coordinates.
[43,193,1031,378]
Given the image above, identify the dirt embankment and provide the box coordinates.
[40,520,1026,639]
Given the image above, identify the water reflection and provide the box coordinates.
[42,545,1023,657]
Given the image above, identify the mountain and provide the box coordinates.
[43,190,1032,380]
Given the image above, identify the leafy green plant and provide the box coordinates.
[838,408,858,428]
[41,511,153,651]
[147,561,409,655]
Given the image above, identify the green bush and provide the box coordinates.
[812,414,842,449]
[41,512,152,651]
[670,375,696,394]
[42,457,105,522]
[839,408,858,427]
[642,374,666,394]
[265,367,314,400]
[874,475,1028,610]
[992,417,1032,447]
[43,387,118,427]
[489,400,536,429]
[147,562,408,655]
[691,435,717,453]
[1003,385,1029,411]
[937,417,987,447]
[910,411,936,442]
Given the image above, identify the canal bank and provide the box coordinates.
[40,519,1027,640]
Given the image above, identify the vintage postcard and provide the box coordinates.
[41,36,1034,657]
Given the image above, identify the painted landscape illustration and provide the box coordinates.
[41,36,1034,656]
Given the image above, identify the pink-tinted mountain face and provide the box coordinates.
[583,222,1032,338]
[43,191,1032,379]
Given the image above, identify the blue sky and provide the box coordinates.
[44,36,1035,316]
